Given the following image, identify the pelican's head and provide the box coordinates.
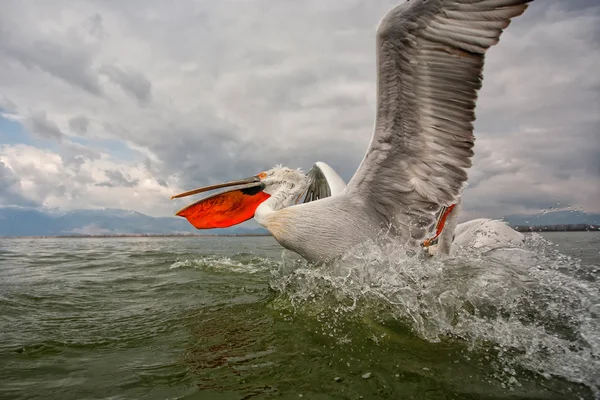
[171,165,308,229]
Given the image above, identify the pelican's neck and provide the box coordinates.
[254,180,308,226]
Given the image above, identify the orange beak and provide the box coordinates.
[171,176,271,229]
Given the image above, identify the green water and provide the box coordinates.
[0,233,598,399]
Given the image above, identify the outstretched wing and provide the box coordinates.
[346,0,531,237]
[303,162,346,203]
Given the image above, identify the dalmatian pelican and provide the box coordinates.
[171,0,532,263]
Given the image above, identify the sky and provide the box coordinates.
[0,0,599,220]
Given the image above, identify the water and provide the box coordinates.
[0,232,598,399]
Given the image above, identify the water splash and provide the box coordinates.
[270,234,600,394]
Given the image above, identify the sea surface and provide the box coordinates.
[0,232,598,399]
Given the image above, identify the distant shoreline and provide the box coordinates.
[512,224,598,232]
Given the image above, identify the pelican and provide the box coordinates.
[171,0,532,263]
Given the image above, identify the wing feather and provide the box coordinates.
[303,162,346,204]
[346,0,531,240]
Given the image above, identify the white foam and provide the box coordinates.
[169,255,277,274]
[270,233,600,393]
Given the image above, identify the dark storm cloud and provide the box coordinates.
[0,96,17,113]
[149,125,261,189]
[0,31,102,96]
[68,115,90,135]
[84,13,104,39]
[460,0,600,215]
[116,0,600,215]
[562,0,600,12]
[99,65,153,105]
[25,111,64,141]
[0,0,598,216]
[97,169,139,188]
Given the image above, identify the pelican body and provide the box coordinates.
[171,0,533,263]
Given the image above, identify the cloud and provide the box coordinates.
[83,13,105,39]
[0,144,172,215]
[69,115,90,135]
[24,111,65,141]
[0,9,103,97]
[0,0,597,218]
[0,96,17,113]
[0,160,38,207]
[60,141,100,170]
[99,65,153,105]
[97,169,139,187]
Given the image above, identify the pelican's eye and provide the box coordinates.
[257,172,267,179]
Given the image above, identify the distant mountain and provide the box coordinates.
[503,210,600,227]
[2,207,597,237]
[0,207,269,237]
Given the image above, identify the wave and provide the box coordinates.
[169,254,278,275]
[269,233,600,394]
